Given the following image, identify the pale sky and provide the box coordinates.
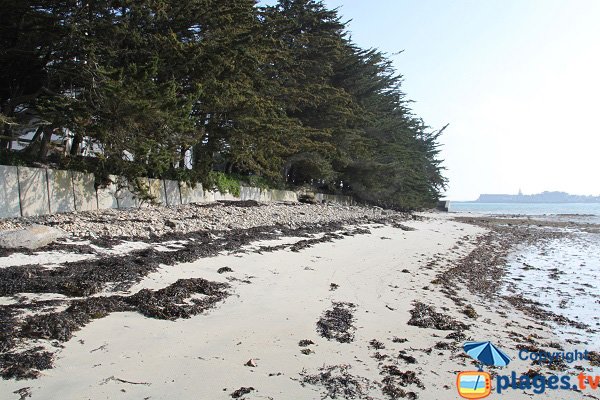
[265,0,600,200]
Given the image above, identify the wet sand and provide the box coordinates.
[0,210,598,399]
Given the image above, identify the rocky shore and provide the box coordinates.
[0,201,401,241]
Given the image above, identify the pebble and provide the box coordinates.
[0,202,405,240]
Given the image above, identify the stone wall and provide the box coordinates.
[0,165,353,219]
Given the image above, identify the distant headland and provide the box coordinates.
[475,191,600,203]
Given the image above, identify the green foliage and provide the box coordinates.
[207,172,241,197]
[0,0,446,209]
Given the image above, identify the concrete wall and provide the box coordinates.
[147,178,167,206]
[47,169,76,214]
[96,174,119,210]
[0,165,354,219]
[180,182,204,204]
[0,165,21,219]
[18,167,50,217]
[315,193,353,206]
[72,171,97,211]
[164,180,181,206]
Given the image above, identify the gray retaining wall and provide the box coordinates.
[0,165,353,219]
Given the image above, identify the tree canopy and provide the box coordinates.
[0,0,446,209]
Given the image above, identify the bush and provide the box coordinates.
[207,172,241,197]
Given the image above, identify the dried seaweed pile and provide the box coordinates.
[0,278,229,379]
[380,366,423,400]
[407,302,469,331]
[301,365,376,399]
[317,302,357,343]
[0,222,375,298]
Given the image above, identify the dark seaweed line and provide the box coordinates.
[1,278,228,380]
[0,216,400,380]
[0,219,384,299]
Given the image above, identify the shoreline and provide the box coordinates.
[0,204,598,399]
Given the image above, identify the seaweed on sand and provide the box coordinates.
[2,279,229,379]
[0,347,53,380]
[317,302,356,343]
[301,365,376,399]
[379,366,423,399]
[407,302,469,331]
[0,222,373,298]
[231,386,255,398]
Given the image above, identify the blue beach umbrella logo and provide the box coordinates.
[456,341,511,399]
[463,341,511,368]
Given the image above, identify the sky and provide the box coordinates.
[264,0,600,200]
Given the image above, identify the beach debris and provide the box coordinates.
[462,305,479,319]
[0,347,54,380]
[588,351,600,366]
[1,279,228,379]
[392,337,408,343]
[523,368,542,378]
[218,267,233,274]
[380,366,423,388]
[231,387,255,398]
[504,295,588,330]
[300,364,376,399]
[380,366,423,399]
[433,342,453,350]
[298,193,317,204]
[300,348,314,355]
[401,269,410,273]
[547,268,564,280]
[445,331,467,342]
[244,359,258,367]
[317,302,356,343]
[298,339,314,347]
[100,376,151,386]
[407,302,469,331]
[0,225,66,250]
[13,387,32,400]
[373,352,389,361]
[391,222,416,231]
[330,283,339,291]
[397,351,417,364]
[369,339,385,350]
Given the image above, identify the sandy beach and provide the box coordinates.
[0,203,598,399]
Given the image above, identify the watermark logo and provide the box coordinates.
[457,341,510,399]
[457,371,492,399]
[456,340,598,396]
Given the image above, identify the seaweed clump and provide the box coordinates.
[380,366,423,400]
[0,347,54,380]
[301,364,375,399]
[317,302,356,343]
[2,279,229,379]
[407,302,469,331]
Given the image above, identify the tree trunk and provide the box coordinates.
[179,145,187,169]
[70,132,83,156]
[38,126,53,162]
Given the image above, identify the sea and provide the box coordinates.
[450,202,600,351]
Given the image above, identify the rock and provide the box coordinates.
[298,193,317,204]
[0,224,66,250]
[244,359,257,367]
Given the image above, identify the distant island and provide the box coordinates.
[476,191,600,203]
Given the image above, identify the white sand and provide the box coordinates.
[0,214,590,399]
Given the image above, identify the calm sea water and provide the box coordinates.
[449,202,600,215]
